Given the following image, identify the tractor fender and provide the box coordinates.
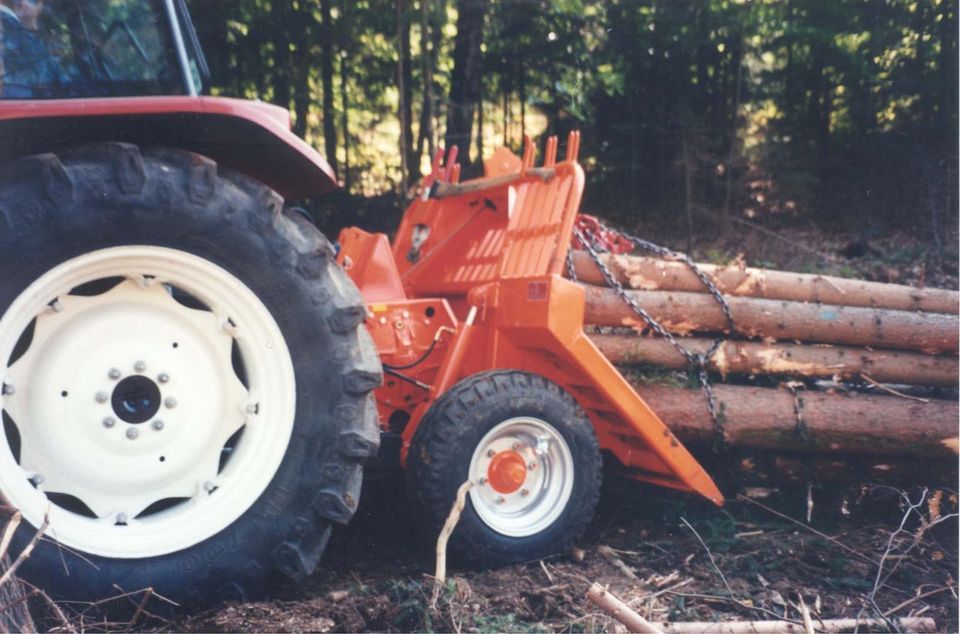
[0,96,337,200]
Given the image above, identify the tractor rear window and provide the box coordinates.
[0,0,183,99]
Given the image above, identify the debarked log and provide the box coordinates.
[583,286,959,354]
[571,250,959,314]
[630,382,959,459]
[590,334,959,387]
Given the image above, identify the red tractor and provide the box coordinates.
[0,0,720,606]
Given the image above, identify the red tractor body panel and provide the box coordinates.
[0,96,338,199]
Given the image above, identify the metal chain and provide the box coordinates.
[573,224,733,450]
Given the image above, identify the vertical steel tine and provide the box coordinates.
[451,163,462,183]
[545,136,558,167]
[444,146,459,182]
[521,134,535,175]
[565,131,575,162]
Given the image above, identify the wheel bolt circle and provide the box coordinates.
[521,488,530,497]
[486,449,495,458]
[32,474,44,484]
[495,495,505,504]
[528,462,537,470]
[164,397,177,409]
[126,428,139,440]
[117,513,128,524]
[102,417,116,428]
[157,373,169,384]
[134,360,146,373]
[152,420,164,431]
[203,481,215,492]
[108,368,122,380]
[1,384,14,396]
[95,391,108,404]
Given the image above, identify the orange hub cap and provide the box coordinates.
[487,450,528,494]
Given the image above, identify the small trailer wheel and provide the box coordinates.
[406,370,601,565]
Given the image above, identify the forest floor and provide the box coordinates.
[176,219,959,633]
[29,218,960,633]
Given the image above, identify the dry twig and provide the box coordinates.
[587,582,665,633]
[431,480,473,606]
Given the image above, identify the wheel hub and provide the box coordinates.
[487,450,527,494]
[111,375,162,424]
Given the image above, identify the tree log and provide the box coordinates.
[629,382,958,459]
[696,451,958,488]
[591,334,959,387]
[583,286,958,354]
[571,250,959,314]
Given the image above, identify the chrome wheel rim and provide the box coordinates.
[468,416,574,537]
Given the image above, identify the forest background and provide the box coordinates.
[186,0,958,256]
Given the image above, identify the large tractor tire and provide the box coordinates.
[406,370,601,565]
[0,144,381,607]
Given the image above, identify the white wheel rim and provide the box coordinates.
[0,246,296,558]
[468,417,574,537]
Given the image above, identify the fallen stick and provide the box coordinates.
[583,286,958,354]
[432,480,473,599]
[627,383,958,459]
[571,250,959,314]
[590,334,958,387]
[586,582,665,634]
[652,616,937,633]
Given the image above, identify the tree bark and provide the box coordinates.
[571,251,960,314]
[591,334,959,387]
[629,382,958,459]
[320,0,339,174]
[445,0,486,161]
[417,0,437,165]
[583,287,958,354]
[271,0,290,109]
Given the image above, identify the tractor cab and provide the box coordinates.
[0,0,205,99]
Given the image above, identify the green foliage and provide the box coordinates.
[185,0,957,236]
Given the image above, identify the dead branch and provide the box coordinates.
[0,515,48,587]
[432,480,473,605]
[652,617,937,633]
[586,582,665,634]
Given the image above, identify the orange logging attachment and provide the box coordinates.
[337,132,723,506]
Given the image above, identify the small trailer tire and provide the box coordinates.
[406,370,602,565]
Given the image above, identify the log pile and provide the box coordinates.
[574,249,959,483]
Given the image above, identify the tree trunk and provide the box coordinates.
[338,0,351,191]
[417,0,437,165]
[571,251,960,314]
[396,0,410,187]
[445,0,486,162]
[291,1,313,139]
[592,333,959,387]
[271,0,290,109]
[582,286,958,354]
[320,0,339,174]
[629,382,958,459]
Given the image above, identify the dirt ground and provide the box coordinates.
[169,473,958,633]
[27,221,960,633]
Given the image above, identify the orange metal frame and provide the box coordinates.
[336,133,723,505]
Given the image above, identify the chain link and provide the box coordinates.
[573,223,736,450]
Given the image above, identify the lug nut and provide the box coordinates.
[32,474,44,485]
[528,462,537,470]
[495,495,505,504]
[521,488,530,497]
[486,449,496,458]
[512,441,524,451]
[50,299,63,313]
[246,403,258,414]
[116,513,128,524]
[164,397,177,409]
[152,420,164,431]
[134,360,146,373]
[108,368,122,380]
[126,428,139,440]
[203,481,216,492]
[102,417,116,428]
[157,373,169,384]
[478,477,488,485]
[1,384,14,396]
[95,391,109,404]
